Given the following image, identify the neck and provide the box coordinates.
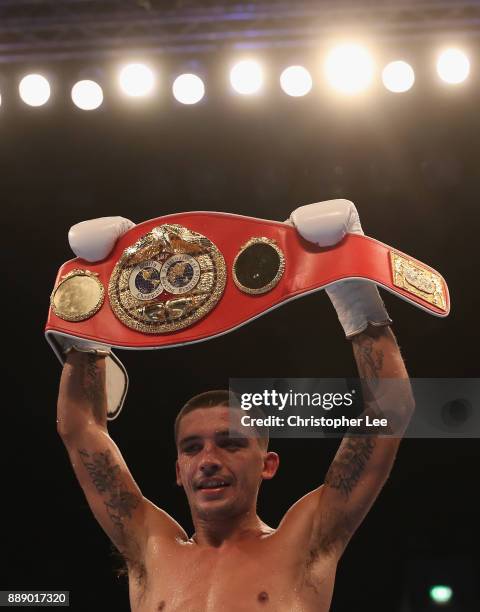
[191,508,272,547]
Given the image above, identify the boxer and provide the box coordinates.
[56,200,415,611]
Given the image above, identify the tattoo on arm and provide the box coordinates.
[78,448,141,539]
[353,334,384,392]
[82,355,107,424]
[310,329,408,563]
[324,437,376,500]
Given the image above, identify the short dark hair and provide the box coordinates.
[174,389,269,449]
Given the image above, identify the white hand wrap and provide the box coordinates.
[289,199,392,338]
[50,216,135,418]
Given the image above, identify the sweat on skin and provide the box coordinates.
[56,325,414,611]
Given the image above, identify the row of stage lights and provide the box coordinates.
[7,45,473,110]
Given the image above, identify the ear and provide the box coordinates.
[175,459,183,487]
[261,451,280,480]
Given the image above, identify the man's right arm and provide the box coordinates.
[57,350,185,569]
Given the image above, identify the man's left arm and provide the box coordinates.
[311,324,415,558]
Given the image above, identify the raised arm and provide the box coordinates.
[57,350,185,573]
[311,324,414,557]
[277,200,421,572]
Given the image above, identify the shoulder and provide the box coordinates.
[122,499,187,576]
[269,487,341,582]
[270,486,324,554]
[278,486,325,532]
[276,486,347,561]
[144,498,188,543]
[123,501,188,593]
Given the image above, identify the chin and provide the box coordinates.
[195,498,243,520]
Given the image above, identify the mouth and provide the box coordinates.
[195,478,232,495]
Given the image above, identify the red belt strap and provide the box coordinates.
[45,211,450,350]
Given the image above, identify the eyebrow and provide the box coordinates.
[216,429,248,440]
[178,430,248,447]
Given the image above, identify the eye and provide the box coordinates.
[183,443,202,455]
[220,439,247,451]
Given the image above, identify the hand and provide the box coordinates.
[49,216,135,418]
[68,216,135,262]
[288,199,392,338]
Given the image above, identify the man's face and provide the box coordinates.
[176,406,278,521]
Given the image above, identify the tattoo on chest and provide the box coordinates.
[78,448,140,537]
[324,437,376,500]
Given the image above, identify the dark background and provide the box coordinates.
[2,22,479,612]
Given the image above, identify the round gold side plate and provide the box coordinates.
[233,237,285,295]
[109,224,227,333]
[51,269,105,322]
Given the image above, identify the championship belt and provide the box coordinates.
[46,211,450,418]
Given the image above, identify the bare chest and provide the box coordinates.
[129,541,335,612]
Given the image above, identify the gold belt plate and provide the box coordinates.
[390,251,447,311]
[51,269,105,322]
[109,224,227,333]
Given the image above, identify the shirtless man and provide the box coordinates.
[55,201,415,611]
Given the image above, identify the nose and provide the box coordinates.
[198,444,222,477]
[200,461,221,477]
